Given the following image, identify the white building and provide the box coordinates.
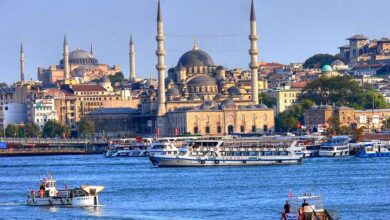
[3,103,27,128]
[32,98,58,129]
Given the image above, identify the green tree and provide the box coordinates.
[77,119,95,137]
[303,53,338,69]
[275,100,313,132]
[24,123,41,138]
[42,120,69,138]
[259,93,277,108]
[5,124,19,137]
[300,75,389,109]
[108,72,125,86]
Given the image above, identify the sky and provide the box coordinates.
[0,0,389,83]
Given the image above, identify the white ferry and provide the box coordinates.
[104,138,153,157]
[319,136,350,157]
[295,135,327,157]
[27,173,104,207]
[149,137,303,167]
[148,136,203,157]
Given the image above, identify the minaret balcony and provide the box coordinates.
[248,49,259,55]
[155,50,166,56]
[156,36,165,41]
[248,35,258,40]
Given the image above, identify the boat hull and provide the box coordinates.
[356,152,390,158]
[319,150,349,157]
[150,156,302,167]
[26,196,98,207]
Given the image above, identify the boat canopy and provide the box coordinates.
[81,185,104,195]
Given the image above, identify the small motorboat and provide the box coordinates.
[281,192,339,220]
[27,173,104,207]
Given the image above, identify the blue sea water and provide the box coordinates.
[0,155,389,219]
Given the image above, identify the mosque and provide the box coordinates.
[130,0,275,136]
[37,37,121,85]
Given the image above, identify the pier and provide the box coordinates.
[0,138,109,157]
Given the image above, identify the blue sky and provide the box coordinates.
[0,0,389,83]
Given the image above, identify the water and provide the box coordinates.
[0,155,389,219]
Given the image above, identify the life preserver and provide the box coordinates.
[215,160,219,164]
[200,160,205,164]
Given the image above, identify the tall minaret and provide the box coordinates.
[90,43,93,55]
[249,0,259,104]
[156,0,166,116]
[20,41,25,82]
[129,35,136,81]
[63,34,70,80]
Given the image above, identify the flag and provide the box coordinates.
[297,122,302,129]
[289,191,293,199]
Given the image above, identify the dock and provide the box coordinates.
[0,138,109,157]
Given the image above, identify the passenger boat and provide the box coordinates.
[355,141,390,158]
[27,173,104,207]
[295,135,326,157]
[104,138,153,157]
[147,136,203,157]
[281,192,339,220]
[319,136,350,157]
[149,137,303,167]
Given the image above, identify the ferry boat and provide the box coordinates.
[355,141,390,158]
[148,136,203,157]
[319,136,350,157]
[295,135,326,157]
[149,137,303,167]
[26,173,104,207]
[104,138,153,157]
[281,192,339,220]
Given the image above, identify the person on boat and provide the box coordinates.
[301,199,309,207]
[284,201,291,214]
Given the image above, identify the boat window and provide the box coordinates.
[259,151,264,156]
[226,152,234,156]
[221,151,226,156]
[279,151,288,156]
[242,151,249,156]
[234,152,241,156]
[264,151,272,156]
[249,152,257,156]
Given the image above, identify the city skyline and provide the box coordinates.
[1,0,390,83]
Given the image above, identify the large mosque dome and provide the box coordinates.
[61,49,98,65]
[177,47,215,67]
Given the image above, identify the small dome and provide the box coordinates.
[100,76,110,83]
[246,105,257,109]
[167,87,180,96]
[256,104,268,109]
[321,65,333,72]
[214,93,225,100]
[331,59,345,67]
[177,48,215,67]
[220,99,236,108]
[188,75,217,86]
[189,93,200,100]
[227,86,242,95]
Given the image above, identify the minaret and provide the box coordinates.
[63,34,70,80]
[20,41,25,82]
[156,0,166,116]
[249,0,259,104]
[90,43,93,55]
[129,35,136,81]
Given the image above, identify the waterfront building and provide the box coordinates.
[30,97,58,129]
[37,35,121,85]
[132,0,274,136]
[3,103,27,128]
[304,105,390,132]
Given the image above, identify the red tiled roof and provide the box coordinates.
[290,81,309,88]
[71,84,107,92]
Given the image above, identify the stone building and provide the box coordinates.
[304,105,390,132]
[165,100,274,136]
[267,87,301,113]
[134,0,275,136]
[38,36,121,85]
